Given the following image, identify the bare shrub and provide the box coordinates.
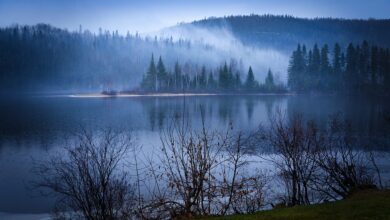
[34,129,135,220]
[313,115,379,200]
[263,111,382,205]
[140,112,267,218]
[264,110,321,206]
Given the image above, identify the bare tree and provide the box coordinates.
[34,129,135,220]
[140,109,267,218]
[264,110,321,206]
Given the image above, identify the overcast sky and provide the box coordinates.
[1,0,389,34]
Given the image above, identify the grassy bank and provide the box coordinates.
[203,190,390,220]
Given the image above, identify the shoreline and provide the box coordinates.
[69,92,294,98]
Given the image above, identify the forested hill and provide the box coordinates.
[183,15,390,51]
[0,24,250,93]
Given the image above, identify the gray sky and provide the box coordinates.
[0,0,389,34]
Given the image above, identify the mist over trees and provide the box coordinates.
[189,15,390,52]
[1,15,390,94]
[0,24,255,93]
[139,55,285,93]
[288,41,390,94]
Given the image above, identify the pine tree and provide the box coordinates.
[359,41,370,88]
[320,44,330,90]
[288,44,306,91]
[346,43,357,91]
[265,69,275,91]
[157,56,167,91]
[311,44,321,88]
[234,72,242,89]
[199,66,207,89]
[332,43,342,90]
[245,66,258,90]
[141,54,157,91]
[371,46,378,88]
[174,61,182,90]
[207,71,216,90]
[218,62,230,90]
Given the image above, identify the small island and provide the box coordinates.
[101,54,287,96]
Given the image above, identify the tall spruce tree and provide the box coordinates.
[157,56,167,91]
[311,44,321,88]
[288,44,306,91]
[359,41,370,89]
[332,43,342,90]
[199,66,207,89]
[207,71,216,90]
[346,43,358,91]
[141,54,157,91]
[245,66,258,90]
[320,44,330,90]
[234,72,242,89]
[218,62,230,90]
[371,46,378,87]
[174,61,182,90]
[265,69,275,91]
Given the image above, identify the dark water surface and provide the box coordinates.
[0,94,389,213]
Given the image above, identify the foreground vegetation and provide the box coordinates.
[32,111,388,219]
[204,190,390,220]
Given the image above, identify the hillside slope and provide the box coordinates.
[182,15,390,51]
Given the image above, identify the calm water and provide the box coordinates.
[0,94,389,213]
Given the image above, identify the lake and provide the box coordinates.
[0,94,389,214]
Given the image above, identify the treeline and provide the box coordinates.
[288,41,390,94]
[140,54,286,93]
[0,24,231,92]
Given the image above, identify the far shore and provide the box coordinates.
[69,92,294,98]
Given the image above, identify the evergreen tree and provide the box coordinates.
[245,66,258,90]
[207,71,216,90]
[199,66,207,89]
[157,56,167,91]
[227,65,234,89]
[218,62,230,89]
[141,54,157,91]
[288,44,306,91]
[265,69,275,90]
[332,43,342,90]
[359,41,370,88]
[320,44,330,89]
[234,72,242,89]
[173,61,182,90]
[371,46,378,87]
[346,43,358,91]
[311,44,321,88]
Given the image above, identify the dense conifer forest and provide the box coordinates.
[287,41,390,95]
[139,55,285,93]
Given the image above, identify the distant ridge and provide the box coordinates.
[176,14,390,51]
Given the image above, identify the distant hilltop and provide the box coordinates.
[171,14,390,51]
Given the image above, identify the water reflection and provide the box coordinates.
[0,95,389,213]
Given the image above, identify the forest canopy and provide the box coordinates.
[287,41,390,94]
